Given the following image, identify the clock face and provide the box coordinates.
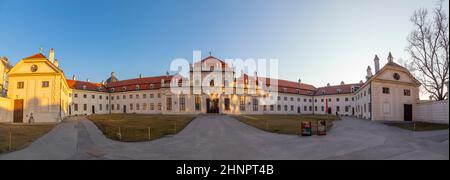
[30,65,38,72]
[393,73,400,80]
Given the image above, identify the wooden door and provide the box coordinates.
[13,99,24,123]
[404,104,413,122]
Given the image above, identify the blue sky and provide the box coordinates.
[0,0,447,87]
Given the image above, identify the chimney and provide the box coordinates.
[101,80,105,85]
[54,59,59,67]
[72,75,76,80]
[366,66,373,80]
[49,48,55,63]
[139,74,142,78]
[86,78,90,82]
[359,80,364,84]
[327,83,330,87]
[374,55,380,73]
[298,79,302,84]
[340,81,345,85]
[387,52,394,63]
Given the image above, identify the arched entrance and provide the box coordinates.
[206,98,219,113]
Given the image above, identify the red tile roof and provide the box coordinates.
[314,83,362,96]
[66,80,106,92]
[23,53,47,60]
[105,75,174,92]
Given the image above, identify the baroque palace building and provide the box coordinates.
[0,49,421,123]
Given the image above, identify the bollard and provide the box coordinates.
[174,120,177,133]
[9,128,12,151]
[118,127,122,140]
[148,127,151,141]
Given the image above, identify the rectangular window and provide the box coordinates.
[143,103,148,111]
[99,95,102,100]
[150,94,154,98]
[195,96,201,111]
[92,95,95,99]
[345,106,349,112]
[225,98,230,111]
[404,89,411,96]
[112,104,115,111]
[166,97,172,111]
[321,106,324,111]
[150,103,155,111]
[42,81,49,88]
[74,94,78,98]
[117,104,120,110]
[291,105,294,111]
[74,104,78,111]
[136,103,140,110]
[270,105,274,111]
[180,96,186,111]
[284,105,288,111]
[158,103,162,111]
[17,82,24,89]
[382,87,390,94]
[83,104,87,111]
[130,94,133,99]
[239,96,246,111]
[136,94,140,99]
[253,98,258,111]
[336,106,340,112]
[130,103,134,110]
[143,94,147,99]
[99,104,103,111]
[277,105,281,111]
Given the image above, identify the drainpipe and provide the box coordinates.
[369,82,372,121]
[59,78,62,122]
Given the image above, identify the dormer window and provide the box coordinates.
[149,84,155,89]
[321,90,325,95]
[283,88,288,93]
[210,66,214,71]
[110,88,115,93]
[122,86,127,91]
[337,89,342,94]
[136,85,140,91]
[82,85,87,90]
[98,87,103,91]
[297,89,301,94]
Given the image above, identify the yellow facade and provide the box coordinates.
[3,54,71,123]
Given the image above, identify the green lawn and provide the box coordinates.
[235,115,339,135]
[386,122,449,131]
[87,114,196,142]
[0,123,55,154]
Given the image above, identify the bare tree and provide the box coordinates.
[406,0,449,100]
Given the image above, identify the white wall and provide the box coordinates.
[414,100,449,124]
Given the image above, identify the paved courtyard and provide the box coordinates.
[0,115,448,160]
